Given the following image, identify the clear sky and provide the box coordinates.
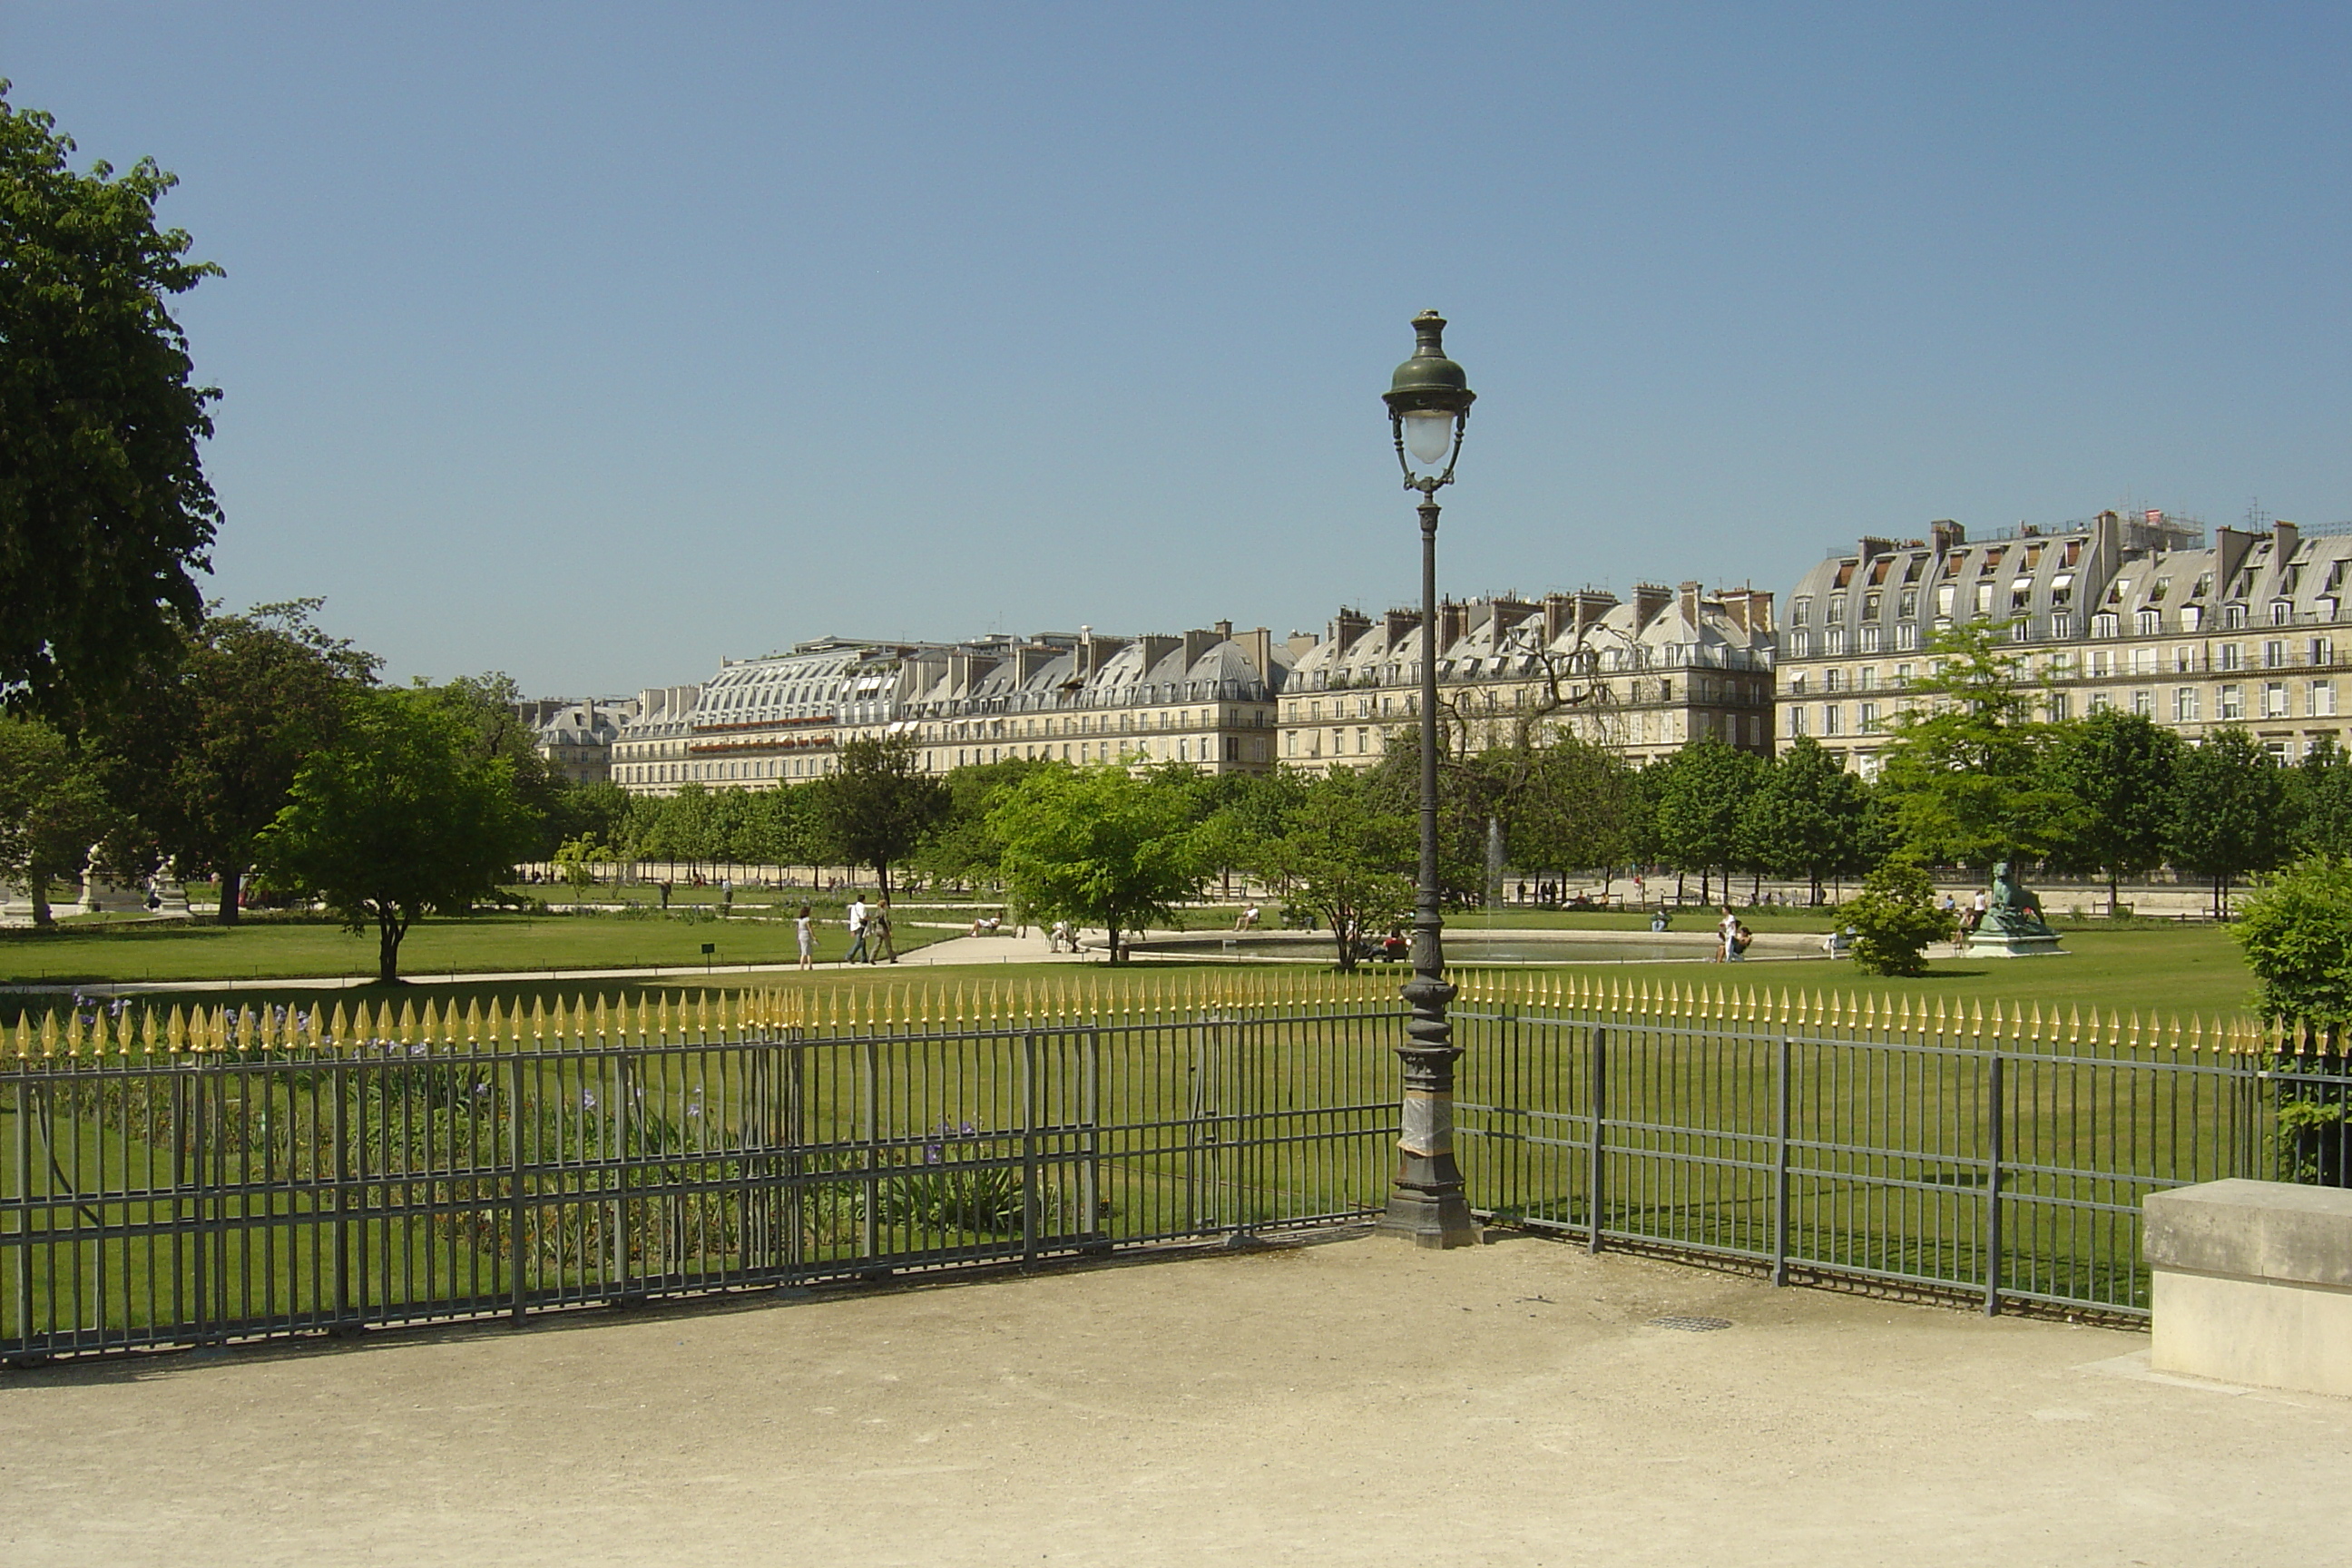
[8,3,2348,695]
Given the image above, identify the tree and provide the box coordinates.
[1490,736,1641,889]
[916,757,1055,888]
[1250,767,1414,970]
[2163,728,2288,918]
[2289,736,2352,859]
[1875,622,2072,868]
[642,783,724,876]
[1651,739,1764,903]
[0,712,117,926]
[808,735,950,897]
[0,86,222,709]
[989,765,1200,963]
[1842,857,1954,977]
[2037,710,2180,913]
[1740,737,1867,905]
[255,691,539,983]
[86,600,376,923]
[410,673,562,857]
[2234,857,2352,1032]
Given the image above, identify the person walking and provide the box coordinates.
[1717,905,1740,963]
[845,897,870,965]
[795,905,815,971]
[868,898,897,964]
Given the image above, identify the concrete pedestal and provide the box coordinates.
[2145,1178,2352,1397]
[1966,930,2065,957]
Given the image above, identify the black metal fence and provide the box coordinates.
[4,972,2345,1358]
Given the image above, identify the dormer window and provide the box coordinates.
[2049,572,2074,605]
[1792,597,1811,626]
[1898,587,1918,617]
[2272,600,2294,626]
[1863,592,1882,619]
[1828,593,1847,622]
[2223,604,2249,630]
[2137,609,2161,636]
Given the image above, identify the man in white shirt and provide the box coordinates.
[845,897,870,964]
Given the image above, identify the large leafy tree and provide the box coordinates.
[1875,622,2072,868]
[1740,737,1867,905]
[1250,766,1414,971]
[1650,738,1765,904]
[255,691,539,982]
[88,600,376,922]
[915,757,1055,888]
[2163,728,2289,918]
[2036,709,2181,913]
[1488,735,1641,888]
[0,86,222,709]
[808,735,950,897]
[2234,856,2352,1032]
[989,765,1200,963]
[2289,736,2352,860]
[0,712,118,926]
[411,673,564,856]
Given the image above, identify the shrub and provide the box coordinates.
[1843,858,1953,976]
[2234,856,2352,1032]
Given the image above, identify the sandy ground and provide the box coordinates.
[3,1230,2345,1567]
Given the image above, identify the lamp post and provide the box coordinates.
[1376,309,1480,1249]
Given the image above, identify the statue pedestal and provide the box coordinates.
[1968,928,2065,957]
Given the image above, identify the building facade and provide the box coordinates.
[1779,512,2352,771]
[1278,583,1776,773]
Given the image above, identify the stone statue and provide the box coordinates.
[1968,858,2063,957]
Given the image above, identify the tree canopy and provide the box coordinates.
[807,735,951,898]
[989,765,1200,962]
[1875,622,2072,867]
[0,85,222,709]
[0,711,116,925]
[255,691,540,982]
[1249,766,1414,970]
[2037,709,2180,911]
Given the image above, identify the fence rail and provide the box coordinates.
[4,972,2344,1358]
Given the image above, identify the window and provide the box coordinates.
[1786,672,1807,695]
[2050,612,2074,640]
[2092,612,2120,638]
[2265,641,2288,669]
[2132,647,2158,675]
[1896,663,1915,685]
[1788,706,1808,738]
[2224,604,2249,630]
[1857,666,1877,691]
[2089,650,2112,677]
[1822,704,1842,736]
[2220,644,2243,671]
[2219,684,2245,720]
[1896,623,1918,651]
[2313,637,2336,667]
[1975,583,1995,617]
[1898,588,1918,617]
[1789,630,1810,657]
[2049,572,2075,605]
[2047,692,2070,721]
[2173,688,2199,723]
[1863,592,1882,620]
[2011,582,2032,613]
[1858,701,1878,730]
[1792,597,1810,626]
[2263,682,2289,719]
[1828,593,1847,622]
[2133,690,2154,718]
[2313,680,2337,718]
[1825,626,1847,654]
[2272,600,2294,626]
[2174,646,2197,673]
[2137,610,2161,636]
[2180,604,2203,632]
[1936,584,1955,619]
[1823,668,1844,693]
[2012,620,2033,642]
[1859,624,1880,652]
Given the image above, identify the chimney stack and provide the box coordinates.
[1632,583,1671,632]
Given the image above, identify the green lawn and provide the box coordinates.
[0,906,951,988]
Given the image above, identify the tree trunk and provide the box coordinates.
[2108,872,2121,917]
[377,917,405,985]
[1333,915,1356,972]
[218,866,243,926]
[28,876,52,929]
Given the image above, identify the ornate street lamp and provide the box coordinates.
[1377,309,1480,1248]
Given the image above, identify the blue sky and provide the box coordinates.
[8,3,2347,694]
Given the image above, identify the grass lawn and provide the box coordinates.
[0,907,951,989]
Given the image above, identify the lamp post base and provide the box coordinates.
[1376,1149,1483,1249]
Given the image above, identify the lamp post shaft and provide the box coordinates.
[1377,491,1479,1248]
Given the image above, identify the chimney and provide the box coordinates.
[1238,627,1275,687]
[1328,608,1371,653]
[1929,519,1965,555]
[1182,628,1220,670]
[1213,619,1233,640]
[1286,630,1319,662]
[1678,580,1701,628]
[1139,634,1183,675]
[1632,583,1671,632]
[1015,644,1060,683]
[1542,593,1573,643]
[1715,587,1774,635]
[2275,519,2301,560]
[1858,536,1894,563]
[1383,607,1422,652]
[1490,596,1539,639]
[1573,590,1616,642]
[1437,599,1470,652]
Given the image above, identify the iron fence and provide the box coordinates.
[4,971,2346,1359]
[1452,974,2334,1317]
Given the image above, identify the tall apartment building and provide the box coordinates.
[607,624,1292,796]
[1278,583,1776,773]
[1779,511,2352,771]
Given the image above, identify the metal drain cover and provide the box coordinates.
[1649,1315,1733,1332]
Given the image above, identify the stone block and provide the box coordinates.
[2145,1178,2352,1396]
